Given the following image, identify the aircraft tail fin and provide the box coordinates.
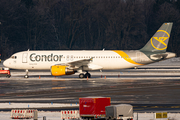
[140,23,173,53]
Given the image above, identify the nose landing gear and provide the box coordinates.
[24,69,29,78]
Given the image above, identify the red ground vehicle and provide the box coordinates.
[79,97,111,119]
[0,68,11,78]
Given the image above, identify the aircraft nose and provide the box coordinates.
[3,59,10,67]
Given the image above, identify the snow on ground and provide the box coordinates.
[1,111,180,120]
[0,111,62,120]
[0,103,78,109]
[0,103,78,120]
[0,103,180,120]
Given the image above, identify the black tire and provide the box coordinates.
[6,75,11,78]
[24,75,29,78]
[84,73,91,78]
[79,73,84,78]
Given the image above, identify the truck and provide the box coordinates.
[79,97,111,119]
[105,104,133,120]
[0,67,11,78]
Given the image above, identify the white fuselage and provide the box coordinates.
[3,50,176,72]
[3,50,146,71]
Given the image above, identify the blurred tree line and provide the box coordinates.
[0,0,180,59]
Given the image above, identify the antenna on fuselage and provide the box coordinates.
[27,49,30,51]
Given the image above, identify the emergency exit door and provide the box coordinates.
[22,53,28,63]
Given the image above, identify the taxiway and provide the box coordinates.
[1,58,180,112]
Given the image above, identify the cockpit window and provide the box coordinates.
[11,56,17,59]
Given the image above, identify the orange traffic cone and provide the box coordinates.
[39,75,41,79]
[104,76,106,79]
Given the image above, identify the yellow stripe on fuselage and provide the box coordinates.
[113,50,144,65]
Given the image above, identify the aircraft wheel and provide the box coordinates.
[24,75,29,78]
[84,73,91,78]
[6,75,11,78]
[79,73,84,78]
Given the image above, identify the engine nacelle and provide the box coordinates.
[51,65,75,76]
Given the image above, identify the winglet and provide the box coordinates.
[140,23,173,53]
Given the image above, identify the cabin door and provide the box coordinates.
[22,53,28,63]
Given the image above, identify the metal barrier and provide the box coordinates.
[61,110,80,119]
[11,109,37,119]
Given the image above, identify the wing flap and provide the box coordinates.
[54,58,94,69]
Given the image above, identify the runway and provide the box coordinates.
[1,77,180,103]
[1,58,180,112]
[1,70,180,112]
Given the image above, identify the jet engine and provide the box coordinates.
[51,65,76,76]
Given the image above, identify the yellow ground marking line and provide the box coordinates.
[52,87,66,89]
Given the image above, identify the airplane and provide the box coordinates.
[3,23,176,78]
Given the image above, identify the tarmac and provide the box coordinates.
[1,58,180,112]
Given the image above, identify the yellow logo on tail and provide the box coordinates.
[151,30,170,50]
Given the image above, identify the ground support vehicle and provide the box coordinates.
[105,104,133,120]
[79,97,111,119]
[0,67,11,78]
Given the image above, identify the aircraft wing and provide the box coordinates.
[54,58,94,69]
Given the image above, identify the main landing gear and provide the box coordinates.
[24,69,29,78]
[79,72,91,78]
